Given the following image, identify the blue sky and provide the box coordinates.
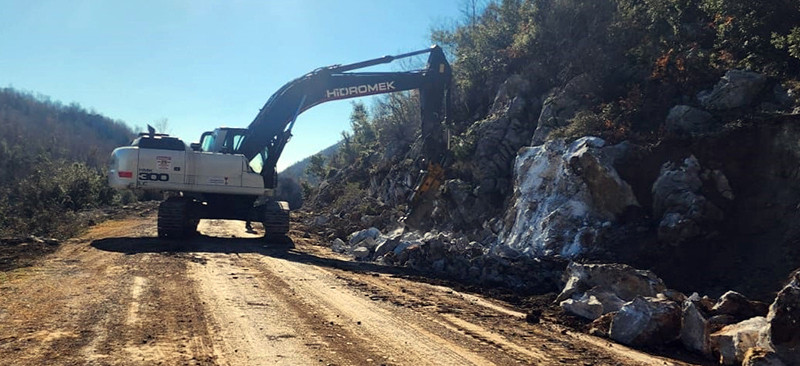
[0,0,463,171]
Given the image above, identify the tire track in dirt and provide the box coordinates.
[250,252,500,365]
[0,219,217,365]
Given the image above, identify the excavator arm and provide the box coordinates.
[238,46,452,186]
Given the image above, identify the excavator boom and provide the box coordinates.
[239,45,451,183]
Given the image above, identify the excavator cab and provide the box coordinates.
[195,128,249,154]
[191,127,276,187]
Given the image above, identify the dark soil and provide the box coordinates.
[0,201,158,272]
[0,240,59,271]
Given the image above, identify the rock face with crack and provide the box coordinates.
[665,105,715,135]
[531,73,601,145]
[471,74,537,200]
[652,155,723,244]
[498,137,638,258]
[698,70,768,110]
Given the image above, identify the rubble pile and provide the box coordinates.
[331,226,565,294]
[328,224,800,364]
[556,264,798,365]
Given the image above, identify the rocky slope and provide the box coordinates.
[301,67,800,364]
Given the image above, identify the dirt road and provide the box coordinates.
[0,213,699,365]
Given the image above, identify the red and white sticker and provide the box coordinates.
[156,156,172,170]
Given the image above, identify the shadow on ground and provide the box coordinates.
[90,234,558,322]
[89,233,511,304]
[91,234,414,279]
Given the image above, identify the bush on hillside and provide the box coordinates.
[0,160,118,238]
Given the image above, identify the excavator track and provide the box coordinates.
[261,200,290,237]
[158,198,198,239]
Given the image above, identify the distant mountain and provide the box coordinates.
[274,142,340,210]
[0,87,135,186]
[279,142,340,184]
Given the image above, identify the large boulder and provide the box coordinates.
[743,347,786,366]
[557,263,667,303]
[681,300,713,357]
[568,140,638,217]
[698,70,768,110]
[652,155,724,244]
[710,316,768,365]
[759,271,800,365]
[497,138,639,258]
[561,288,626,320]
[348,227,381,246]
[712,291,769,322]
[561,294,604,320]
[609,296,682,347]
[331,238,347,253]
[352,246,371,260]
[373,237,399,259]
[680,293,750,359]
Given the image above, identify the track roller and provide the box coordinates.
[261,200,290,237]
[157,198,198,239]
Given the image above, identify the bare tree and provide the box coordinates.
[461,0,486,27]
[153,118,171,135]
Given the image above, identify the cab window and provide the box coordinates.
[223,132,246,154]
[200,133,215,152]
[232,134,245,152]
[248,150,268,173]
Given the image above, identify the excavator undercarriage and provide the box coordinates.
[156,196,290,239]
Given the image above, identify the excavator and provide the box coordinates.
[108,45,452,238]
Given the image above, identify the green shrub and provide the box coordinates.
[551,110,607,141]
[700,0,800,73]
[0,160,121,238]
[773,27,800,61]
[329,182,378,216]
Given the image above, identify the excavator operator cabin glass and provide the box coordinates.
[200,133,216,152]
[219,129,247,154]
[223,131,246,153]
[231,134,245,152]
[248,149,267,174]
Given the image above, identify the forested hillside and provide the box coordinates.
[0,87,135,238]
